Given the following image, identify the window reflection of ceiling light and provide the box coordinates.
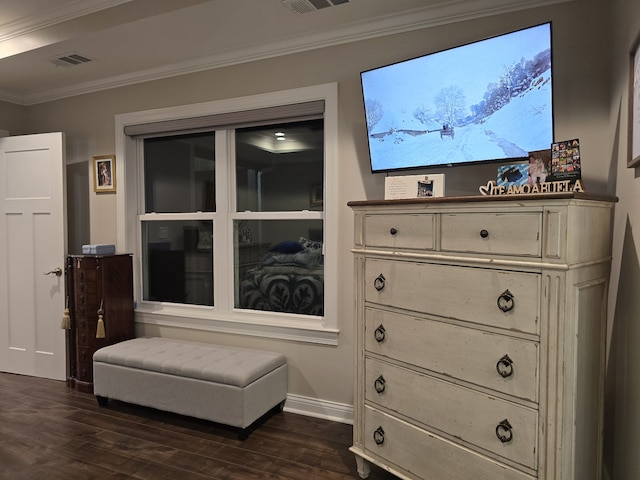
[241,125,320,154]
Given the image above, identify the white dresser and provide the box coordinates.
[348,193,615,480]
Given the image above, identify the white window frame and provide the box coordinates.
[115,83,339,345]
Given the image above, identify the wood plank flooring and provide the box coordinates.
[0,372,397,479]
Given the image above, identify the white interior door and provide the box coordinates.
[0,132,67,381]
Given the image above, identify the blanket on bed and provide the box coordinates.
[239,248,324,316]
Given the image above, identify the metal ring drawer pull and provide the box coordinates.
[374,325,386,343]
[389,227,398,235]
[374,274,386,291]
[496,419,513,443]
[497,289,515,312]
[496,354,514,378]
[373,426,385,445]
[480,229,489,238]
[374,375,386,394]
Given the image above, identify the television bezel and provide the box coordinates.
[360,22,555,174]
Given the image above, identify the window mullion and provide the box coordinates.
[231,211,323,220]
[139,212,214,221]
[214,129,231,311]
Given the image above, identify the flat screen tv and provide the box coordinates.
[361,23,553,173]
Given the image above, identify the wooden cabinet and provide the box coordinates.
[66,254,134,393]
[348,193,615,480]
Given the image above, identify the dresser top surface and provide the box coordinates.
[347,192,617,208]
[68,253,132,258]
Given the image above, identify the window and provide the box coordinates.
[116,84,338,344]
[234,120,324,315]
[142,133,215,306]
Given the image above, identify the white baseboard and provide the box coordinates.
[283,393,353,425]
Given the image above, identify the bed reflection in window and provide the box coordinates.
[237,236,324,316]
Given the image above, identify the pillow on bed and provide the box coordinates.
[261,249,322,268]
[299,236,323,250]
[269,240,305,254]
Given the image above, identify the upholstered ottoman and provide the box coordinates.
[93,337,287,437]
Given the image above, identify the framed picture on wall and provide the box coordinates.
[629,31,640,167]
[93,155,116,192]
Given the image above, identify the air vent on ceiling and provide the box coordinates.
[281,0,349,14]
[48,52,94,67]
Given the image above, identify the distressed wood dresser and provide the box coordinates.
[348,193,615,480]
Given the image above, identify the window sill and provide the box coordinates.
[135,303,339,345]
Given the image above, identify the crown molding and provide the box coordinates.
[7,0,570,106]
[0,0,132,42]
[0,90,26,105]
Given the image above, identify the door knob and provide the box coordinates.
[44,267,63,277]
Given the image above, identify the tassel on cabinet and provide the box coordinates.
[61,296,71,330]
[96,299,106,339]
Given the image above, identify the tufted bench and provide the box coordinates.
[93,337,287,438]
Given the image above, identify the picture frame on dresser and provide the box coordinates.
[628,30,640,167]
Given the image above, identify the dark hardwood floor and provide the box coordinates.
[0,372,396,480]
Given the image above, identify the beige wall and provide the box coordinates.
[19,0,636,474]
[606,0,640,478]
[0,100,27,135]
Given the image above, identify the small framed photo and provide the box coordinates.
[629,31,640,167]
[93,155,116,192]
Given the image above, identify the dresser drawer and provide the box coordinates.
[73,293,99,310]
[76,362,93,382]
[77,329,97,348]
[365,259,540,335]
[365,308,539,402]
[74,268,97,283]
[365,358,538,469]
[363,407,532,480]
[364,213,435,250]
[73,280,98,295]
[73,305,97,320]
[441,212,541,257]
[77,345,94,364]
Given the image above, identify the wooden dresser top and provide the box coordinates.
[347,192,617,208]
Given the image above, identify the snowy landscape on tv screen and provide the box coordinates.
[361,23,553,172]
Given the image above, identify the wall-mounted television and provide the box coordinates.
[361,22,553,173]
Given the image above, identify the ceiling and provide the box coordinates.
[0,0,567,106]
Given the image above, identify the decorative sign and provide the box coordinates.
[479,178,584,196]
